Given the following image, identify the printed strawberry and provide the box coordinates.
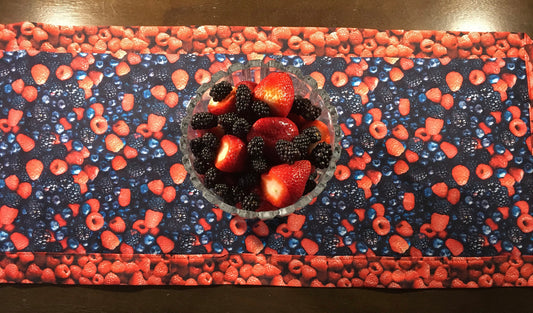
[253,72,294,117]
[207,88,236,115]
[261,160,312,208]
[215,135,248,172]
[247,117,299,151]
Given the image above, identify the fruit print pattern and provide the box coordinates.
[0,23,532,287]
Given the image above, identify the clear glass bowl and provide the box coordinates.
[180,59,342,219]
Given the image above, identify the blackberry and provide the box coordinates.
[309,142,332,169]
[231,118,250,139]
[0,60,10,78]
[79,127,96,146]
[231,186,246,204]
[403,70,423,89]
[426,104,445,119]
[200,133,219,151]
[93,174,114,196]
[126,160,146,178]
[463,85,482,103]
[378,178,398,200]
[408,164,428,182]
[3,192,21,207]
[427,67,446,87]
[320,233,340,254]
[64,183,82,203]
[31,228,51,250]
[360,228,379,248]
[130,66,149,84]
[169,206,188,224]
[498,129,518,148]
[351,187,367,208]
[488,183,509,208]
[241,193,260,211]
[218,112,239,133]
[199,147,216,162]
[190,137,205,156]
[48,241,63,252]
[150,101,170,116]
[507,226,525,245]
[460,137,478,154]
[455,205,474,226]
[302,127,321,143]
[431,198,451,215]
[214,183,233,204]
[359,132,376,150]
[449,110,468,130]
[483,91,503,112]
[275,140,301,164]
[407,137,424,153]
[32,103,50,123]
[514,83,529,104]
[465,234,484,255]
[99,80,118,100]
[36,132,55,152]
[235,84,253,115]
[125,133,144,149]
[249,100,270,120]
[292,135,312,155]
[193,158,211,174]
[148,197,166,212]
[9,95,26,110]
[68,88,86,108]
[267,233,285,251]
[191,112,218,130]
[72,223,91,242]
[123,229,141,246]
[312,207,330,226]
[374,84,394,104]
[347,93,363,114]
[304,179,317,194]
[291,96,321,121]
[204,167,221,189]
[237,172,259,190]
[412,233,430,251]
[26,199,44,219]
[247,137,264,157]
[176,233,196,252]
[153,66,171,83]
[251,157,268,173]
[210,81,233,102]
[218,228,237,247]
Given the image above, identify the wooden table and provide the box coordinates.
[0,1,532,312]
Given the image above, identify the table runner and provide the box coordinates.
[0,22,532,288]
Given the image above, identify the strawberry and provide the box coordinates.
[253,72,294,117]
[215,135,248,172]
[247,117,299,150]
[207,88,236,115]
[261,160,311,208]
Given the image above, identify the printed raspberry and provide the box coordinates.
[231,186,246,204]
[31,228,51,251]
[210,81,233,102]
[292,135,312,155]
[460,137,478,154]
[151,101,170,116]
[425,104,445,119]
[267,233,285,251]
[72,223,92,242]
[218,228,237,246]
[191,112,218,130]
[231,118,250,139]
[321,233,340,254]
[218,112,239,133]
[304,179,317,194]
[498,129,517,147]
[123,229,141,246]
[249,100,271,121]
[176,233,196,252]
[193,158,211,175]
[247,136,264,158]
[126,160,146,178]
[204,167,221,189]
[235,84,253,115]
[276,140,301,164]
[241,193,260,211]
[359,132,376,150]
[309,142,332,169]
[251,157,268,173]
[68,88,86,108]
[79,127,96,146]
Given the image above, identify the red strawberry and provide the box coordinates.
[253,72,294,117]
[207,88,236,115]
[261,160,311,208]
[215,135,248,172]
[236,80,257,91]
[247,117,299,150]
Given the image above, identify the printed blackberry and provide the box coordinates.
[218,112,239,133]
[460,137,478,154]
[231,118,250,139]
[378,178,398,200]
[498,129,518,147]
[68,88,86,108]
[455,205,474,226]
[427,67,446,87]
[235,84,253,115]
[431,198,451,215]
[130,66,149,84]
[0,60,10,78]
[36,131,55,151]
[359,132,376,150]
[249,100,271,121]
[93,174,114,196]
[148,197,166,212]
[26,199,44,219]
[302,127,322,143]
[483,91,503,112]
[321,233,340,254]
[360,228,379,248]
[79,127,96,146]
[403,70,423,89]
[276,140,301,164]
[64,183,82,203]
[374,84,394,104]
[351,187,367,208]
[514,83,529,103]
[292,135,311,155]
[31,228,51,250]
[507,226,525,245]
[251,157,268,173]
[309,142,332,169]
[3,192,21,207]
[465,234,484,255]
[99,80,118,100]
[408,164,428,182]
[412,233,430,251]
[193,158,211,174]
[241,193,260,211]
[312,207,330,226]
[204,167,221,189]
[267,233,285,251]
[9,95,26,110]
[150,101,170,116]
[176,233,196,252]
[126,160,146,178]
[463,85,482,103]
[304,178,317,194]
[231,186,246,204]
[169,206,188,224]
[153,66,171,83]
[247,136,264,157]
[488,183,509,208]
[210,81,233,102]
[450,110,468,129]
[347,93,363,114]
[218,228,237,247]
[191,112,218,130]
[72,223,91,242]
[425,104,445,119]
[123,229,141,246]
[32,103,50,123]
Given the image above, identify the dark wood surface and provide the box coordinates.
[1,1,533,312]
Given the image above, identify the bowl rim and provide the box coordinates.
[180,59,342,220]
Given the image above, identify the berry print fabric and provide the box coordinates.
[0,22,532,287]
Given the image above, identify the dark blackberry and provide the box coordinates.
[483,91,503,112]
[304,179,317,194]
[123,229,141,246]
[320,233,340,254]
[26,199,44,219]
[99,80,118,100]
[9,95,26,110]
[200,133,219,151]
[309,142,332,169]
[455,205,474,226]
[176,233,196,252]
[124,133,144,150]
[360,228,379,248]
[199,147,216,162]
[148,197,166,212]
[267,233,285,251]
[32,103,50,123]
[231,118,250,139]
[150,101,170,116]
[463,85,482,103]
[431,198,451,215]
[464,234,484,255]
[302,127,321,143]
[68,88,86,108]
[93,174,114,196]
[126,160,146,178]
[347,93,363,114]
[292,135,312,155]
[247,136,264,157]
[460,137,478,154]
[72,223,91,242]
[312,207,330,226]
[498,129,518,148]
[412,233,430,251]
[507,226,525,245]
[231,186,246,204]
[130,66,149,84]
[193,158,211,175]
[78,127,96,146]
[425,104,445,119]
[214,183,233,204]
[514,82,529,103]
[276,140,301,164]
[190,137,205,156]
[31,228,51,250]
[488,183,509,208]
[408,164,428,182]
[359,132,376,150]
[377,178,398,200]
[235,84,253,115]
[48,241,63,252]
[249,100,270,121]
[153,66,171,83]
[210,81,233,102]
[251,157,268,173]
[64,183,82,203]
[407,137,424,153]
[0,60,10,78]
[374,84,394,103]
[237,172,259,191]
[403,70,423,89]
[218,112,239,133]
[427,67,446,87]
[291,96,321,121]
[450,110,468,130]
[191,112,218,130]
[351,187,367,208]
[3,192,21,207]
[241,193,260,211]
[204,167,221,189]
[169,206,188,224]
[218,228,237,247]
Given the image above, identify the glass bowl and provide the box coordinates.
[180,59,341,219]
